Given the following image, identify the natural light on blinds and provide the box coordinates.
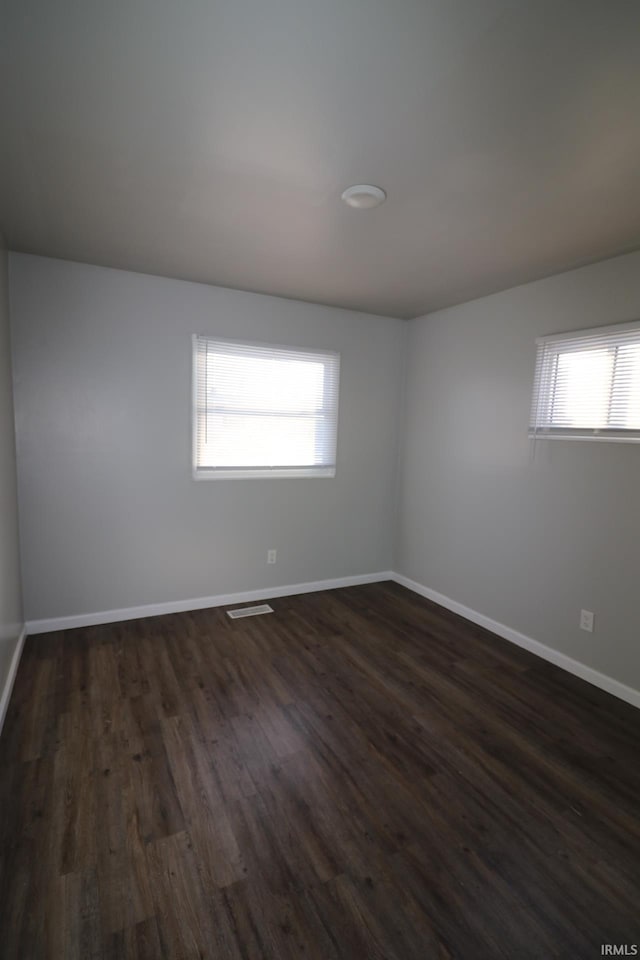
[530,319,640,441]
[193,336,340,477]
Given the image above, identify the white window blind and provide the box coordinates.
[530,319,640,442]
[193,336,340,478]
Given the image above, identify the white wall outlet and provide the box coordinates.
[267,549,277,565]
[580,609,594,633]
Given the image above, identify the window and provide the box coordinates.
[530,320,640,442]
[193,335,340,478]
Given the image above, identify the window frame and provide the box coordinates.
[192,335,340,479]
[529,319,640,443]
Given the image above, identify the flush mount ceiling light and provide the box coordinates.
[341,184,387,209]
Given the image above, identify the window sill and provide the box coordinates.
[193,466,336,479]
[528,431,640,444]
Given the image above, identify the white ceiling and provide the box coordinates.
[1,0,640,319]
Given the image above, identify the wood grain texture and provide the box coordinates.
[1,581,639,958]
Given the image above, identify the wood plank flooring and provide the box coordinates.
[1,581,639,959]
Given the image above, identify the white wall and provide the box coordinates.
[397,250,640,693]
[10,254,405,622]
[0,243,24,711]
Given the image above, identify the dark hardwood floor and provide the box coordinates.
[1,581,639,959]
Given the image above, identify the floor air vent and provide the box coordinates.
[227,604,274,619]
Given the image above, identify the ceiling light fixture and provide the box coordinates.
[341,184,387,209]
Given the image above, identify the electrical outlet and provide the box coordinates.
[580,609,594,633]
[267,549,277,565]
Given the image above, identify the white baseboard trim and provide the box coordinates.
[391,572,640,710]
[0,626,27,736]
[26,571,394,635]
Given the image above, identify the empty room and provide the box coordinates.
[1,1,639,957]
